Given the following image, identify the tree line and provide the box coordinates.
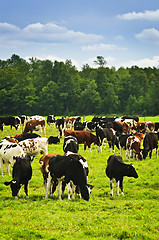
[0,54,159,117]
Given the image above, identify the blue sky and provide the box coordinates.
[0,0,159,69]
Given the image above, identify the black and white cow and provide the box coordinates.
[142,132,158,159]
[83,121,97,132]
[117,134,132,157]
[48,136,60,144]
[106,155,138,196]
[56,117,65,138]
[0,140,25,177]
[4,156,32,198]
[96,127,119,153]
[45,155,92,201]
[47,115,55,127]
[63,136,79,154]
[0,116,20,131]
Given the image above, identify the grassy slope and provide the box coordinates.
[0,116,159,240]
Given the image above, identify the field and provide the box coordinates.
[0,116,159,240]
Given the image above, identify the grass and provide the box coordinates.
[0,116,159,239]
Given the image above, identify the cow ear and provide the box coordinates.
[4,181,12,186]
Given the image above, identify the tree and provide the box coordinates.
[94,56,107,67]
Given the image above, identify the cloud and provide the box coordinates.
[81,43,126,51]
[117,9,159,21]
[0,22,103,46]
[136,28,159,44]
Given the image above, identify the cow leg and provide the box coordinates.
[57,180,62,200]
[119,178,124,196]
[71,183,76,199]
[156,147,158,159]
[66,182,71,200]
[24,183,29,199]
[149,150,152,159]
[116,180,120,196]
[110,179,114,197]
[45,172,52,199]
[5,163,10,176]
[0,158,4,177]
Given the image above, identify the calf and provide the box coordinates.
[46,155,92,201]
[48,136,60,144]
[64,130,98,152]
[0,141,25,177]
[96,127,119,153]
[142,132,158,159]
[18,137,48,157]
[4,156,32,198]
[126,136,142,161]
[63,136,79,154]
[106,155,138,196]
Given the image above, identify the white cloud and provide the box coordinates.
[81,43,126,51]
[136,28,159,44]
[0,22,103,45]
[117,9,159,21]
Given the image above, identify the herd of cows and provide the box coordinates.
[0,114,158,200]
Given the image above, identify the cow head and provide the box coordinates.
[4,180,21,197]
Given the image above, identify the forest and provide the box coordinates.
[0,54,159,117]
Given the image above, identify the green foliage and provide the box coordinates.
[0,116,159,239]
[1,54,159,116]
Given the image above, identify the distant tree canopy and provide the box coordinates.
[0,54,159,116]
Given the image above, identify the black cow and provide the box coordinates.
[142,132,158,159]
[106,155,138,196]
[56,117,65,137]
[74,121,84,131]
[117,134,132,157]
[48,136,60,144]
[46,155,92,201]
[0,116,20,131]
[96,127,119,153]
[14,132,41,142]
[4,156,32,198]
[47,115,55,127]
[63,136,79,154]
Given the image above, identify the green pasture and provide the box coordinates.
[0,116,159,240]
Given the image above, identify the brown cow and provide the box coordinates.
[23,120,45,135]
[126,136,142,161]
[64,130,98,152]
[65,117,77,130]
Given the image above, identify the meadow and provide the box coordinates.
[0,116,159,240]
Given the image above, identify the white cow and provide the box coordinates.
[18,137,48,156]
[0,140,25,177]
[29,115,45,121]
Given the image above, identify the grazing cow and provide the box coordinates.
[23,120,45,135]
[64,130,98,152]
[63,136,79,154]
[47,115,55,127]
[0,116,20,131]
[4,156,32,198]
[14,132,41,142]
[106,155,138,196]
[18,137,48,157]
[56,117,65,138]
[142,132,158,159]
[0,141,25,177]
[126,136,142,161]
[46,155,92,201]
[48,136,60,144]
[96,127,119,153]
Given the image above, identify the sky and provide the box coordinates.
[0,0,159,70]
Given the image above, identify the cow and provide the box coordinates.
[4,156,32,198]
[46,155,92,201]
[29,115,45,121]
[74,121,84,131]
[63,136,79,154]
[145,121,155,132]
[14,132,41,142]
[113,121,130,135]
[23,120,45,135]
[0,141,25,177]
[48,136,60,144]
[0,116,20,131]
[96,127,119,153]
[142,132,158,159]
[106,155,138,197]
[18,137,48,157]
[117,134,132,157]
[126,136,142,161]
[64,130,98,152]
[56,117,65,138]
[47,115,55,127]
[65,117,77,130]
[83,121,97,132]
